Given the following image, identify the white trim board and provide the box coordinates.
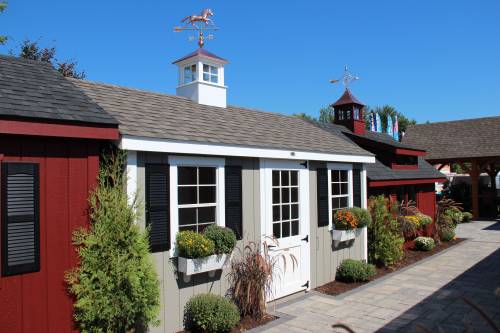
[121,135,375,164]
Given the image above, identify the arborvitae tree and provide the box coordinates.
[65,149,160,333]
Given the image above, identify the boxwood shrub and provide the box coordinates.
[204,225,237,254]
[462,212,473,222]
[336,259,376,282]
[440,228,456,242]
[350,207,372,228]
[184,293,240,333]
[415,237,435,251]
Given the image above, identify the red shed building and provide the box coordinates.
[0,55,118,333]
[317,89,446,220]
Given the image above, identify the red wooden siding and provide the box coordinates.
[0,135,101,333]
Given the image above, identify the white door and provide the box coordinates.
[260,159,310,300]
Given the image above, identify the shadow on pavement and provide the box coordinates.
[377,249,500,333]
[483,221,500,231]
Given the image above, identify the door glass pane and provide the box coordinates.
[271,170,299,239]
[273,223,281,238]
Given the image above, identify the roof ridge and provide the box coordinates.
[0,53,56,68]
[408,115,500,128]
[69,77,319,123]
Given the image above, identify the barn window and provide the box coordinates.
[168,156,225,253]
[1,162,40,276]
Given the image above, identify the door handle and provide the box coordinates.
[301,235,309,243]
[267,245,277,249]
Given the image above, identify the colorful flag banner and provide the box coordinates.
[393,115,399,141]
[375,113,382,133]
[387,116,393,137]
[369,112,376,131]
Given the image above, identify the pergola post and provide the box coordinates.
[470,159,480,219]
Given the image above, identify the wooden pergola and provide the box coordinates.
[402,116,500,219]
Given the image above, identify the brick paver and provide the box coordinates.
[254,221,500,333]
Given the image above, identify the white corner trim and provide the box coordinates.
[126,150,137,206]
[361,165,368,261]
[121,135,376,164]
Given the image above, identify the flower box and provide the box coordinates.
[331,227,364,245]
[178,254,229,277]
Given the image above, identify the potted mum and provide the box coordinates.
[332,209,359,245]
[177,225,236,279]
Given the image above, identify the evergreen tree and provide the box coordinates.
[66,149,160,333]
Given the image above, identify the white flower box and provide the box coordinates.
[178,254,229,278]
[332,229,356,243]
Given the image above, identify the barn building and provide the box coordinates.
[317,88,446,220]
[0,55,119,332]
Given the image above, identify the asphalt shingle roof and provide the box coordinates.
[366,157,445,181]
[313,122,444,180]
[70,79,373,157]
[0,55,118,125]
[402,117,500,161]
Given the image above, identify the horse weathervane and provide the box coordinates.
[174,8,219,48]
[330,66,360,89]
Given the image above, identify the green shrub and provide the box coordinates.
[444,207,463,225]
[440,228,456,242]
[462,212,473,222]
[65,150,160,333]
[368,196,404,266]
[176,231,215,258]
[184,294,240,333]
[336,259,376,282]
[350,207,372,228]
[418,214,432,227]
[415,237,435,251]
[204,225,237,254]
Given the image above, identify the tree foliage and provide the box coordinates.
[0,1,7,45]
[15,39,86,79]
[65,149,160,333]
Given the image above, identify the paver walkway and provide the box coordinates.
[255,221,500,333]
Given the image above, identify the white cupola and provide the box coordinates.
[173,48,228,108]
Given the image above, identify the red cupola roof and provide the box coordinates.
[332,89,365,107]
[172,48,228,65]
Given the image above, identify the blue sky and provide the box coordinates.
[2,1,499,123]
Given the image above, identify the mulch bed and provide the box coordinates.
[316,238,465,297]
[178,314,277,333]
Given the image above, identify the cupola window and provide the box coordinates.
[203,64,218,83]
[183,64,197,84]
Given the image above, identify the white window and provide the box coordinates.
[183,64,197,83]
[169,156,225,250]
[327,163,353,229]
[203,64,218,83]
[271,170,300,239]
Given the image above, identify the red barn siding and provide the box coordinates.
[0,135,101,333]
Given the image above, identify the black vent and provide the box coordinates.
[145,164,170,252]
[317,168,329,227]
[1,162,40,276]
[225,166,243,240]
[353,168,362,207]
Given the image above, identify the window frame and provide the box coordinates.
[327,163,353,230]
[202,63,218,83]
[183,63,197,84]
[168,155,225,255]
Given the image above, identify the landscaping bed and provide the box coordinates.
[316,238,464,296]
[178,314,277,333]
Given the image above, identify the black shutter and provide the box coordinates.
[145,164,170,252]
[317,168,329,227]
[353,168,362,207]
[1,162,40,276]
[225,166,243,240]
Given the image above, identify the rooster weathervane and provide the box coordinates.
[174,8,219,48]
